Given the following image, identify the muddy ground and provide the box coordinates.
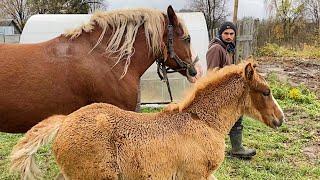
[256,57,320,98]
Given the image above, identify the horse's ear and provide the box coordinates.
[167,6,178,26]
[245,63,254,81]
[167,5,184,37]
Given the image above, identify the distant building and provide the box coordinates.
[0,19,21,43]
[0,19,21,35]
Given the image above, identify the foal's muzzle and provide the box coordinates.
[272,114,284,128]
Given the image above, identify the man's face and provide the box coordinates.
[221,29,235,43]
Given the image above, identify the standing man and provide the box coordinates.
[206,21,256,159]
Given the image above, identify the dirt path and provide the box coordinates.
[256,57,320,98]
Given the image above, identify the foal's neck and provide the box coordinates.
[185,74,247,136]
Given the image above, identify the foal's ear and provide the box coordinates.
[167,5,184,37]
[245,63,254,81]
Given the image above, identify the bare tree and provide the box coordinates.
[0,0,30,31]
[0,0,108,31]
[62,0,108,13]
[303,0,320,28]
[187,0,229,40]
[0,7,5,19]
[0,11,4,20]
[87,0,108,13]
[28,0,108,14]
[264,0,305,41]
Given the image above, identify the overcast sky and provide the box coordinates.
[107,0,267,20]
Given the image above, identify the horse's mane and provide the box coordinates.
[64,8,189,78]
[164,61,254,113]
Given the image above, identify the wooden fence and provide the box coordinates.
[0,34,20,43]
[236,18,259,61]
[212,18,259,61]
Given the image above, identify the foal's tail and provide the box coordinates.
[10,115,66,180]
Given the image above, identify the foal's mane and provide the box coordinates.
[164,62,253,113]
[64,8,189,78]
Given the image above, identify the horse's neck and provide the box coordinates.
[68,26,157,78]
[186,75,247,136]
[49,27,158,110]
[127,28,158,77]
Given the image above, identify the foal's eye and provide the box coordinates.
[262,89,270,96]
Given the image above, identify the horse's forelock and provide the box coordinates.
[177,16,189,37]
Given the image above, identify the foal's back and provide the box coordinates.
[53,103,224,179]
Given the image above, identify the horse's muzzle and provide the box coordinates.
[187,66,197,77]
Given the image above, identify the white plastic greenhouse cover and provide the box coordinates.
[20,12,209,103]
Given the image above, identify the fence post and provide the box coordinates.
[0,33,5,43]
[236,18,259,60]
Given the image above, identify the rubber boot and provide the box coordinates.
[229,117,256,159]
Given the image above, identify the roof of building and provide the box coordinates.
[0,19,21,33]
[0,19,14,26]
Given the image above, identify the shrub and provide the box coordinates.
[267,73,320,117]
[257,43,320,58]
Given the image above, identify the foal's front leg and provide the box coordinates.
[208,174,217,180]
[55,173,65,180]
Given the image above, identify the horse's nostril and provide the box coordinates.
[188,68,197,77]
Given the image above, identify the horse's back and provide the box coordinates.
[0,43,43,61]
[0,40,90,133]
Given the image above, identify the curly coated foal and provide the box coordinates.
[10,61,284,180]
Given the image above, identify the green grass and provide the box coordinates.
[267,73,320,118]
[0,133,21,180]
[0,77,319,179]
[215,117,320,179]
[214,74,320,179]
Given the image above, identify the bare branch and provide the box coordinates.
[186,0,228,39]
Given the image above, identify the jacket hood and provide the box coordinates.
[208,37,227,49]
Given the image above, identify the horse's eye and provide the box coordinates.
[183,35,190,43]
[262,89,270,96]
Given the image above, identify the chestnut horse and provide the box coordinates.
[10,61,284,179]
[0,6,202,133]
